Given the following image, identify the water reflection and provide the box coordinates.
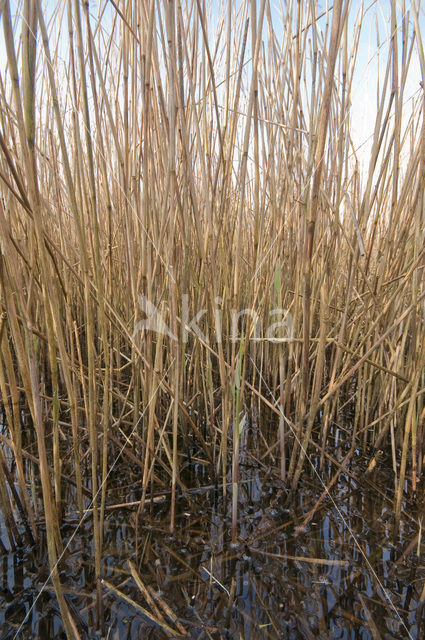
[0,427,423,639]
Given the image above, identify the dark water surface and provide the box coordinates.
[1,421,424,639]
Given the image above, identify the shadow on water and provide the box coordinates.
[1,414,425,639]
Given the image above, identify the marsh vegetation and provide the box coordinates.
[0,0,425,637]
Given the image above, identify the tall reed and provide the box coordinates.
[0,1,424,635]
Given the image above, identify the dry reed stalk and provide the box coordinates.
[0,317,37,539]
[0,447,20,550]
[0,1,425,632]
[292,0,345,489]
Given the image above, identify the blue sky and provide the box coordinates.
[347,1,424,170]
[1,0,424,178]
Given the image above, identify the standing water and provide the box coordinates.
[1,413,424,639]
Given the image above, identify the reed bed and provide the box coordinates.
[0,0,424,637]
